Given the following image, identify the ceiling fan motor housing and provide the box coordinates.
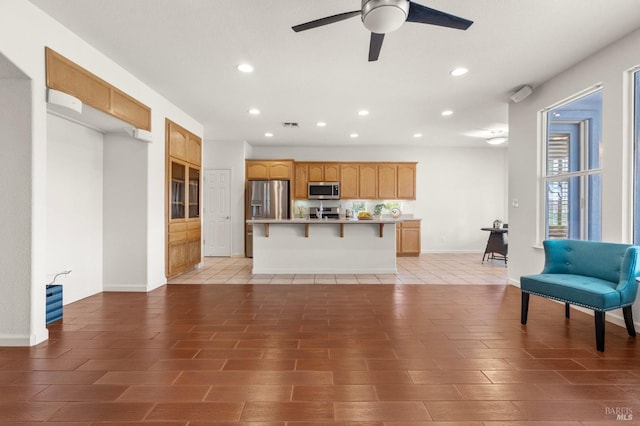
[361,0,410,33]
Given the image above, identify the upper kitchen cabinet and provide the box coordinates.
[340,163,359,199]
[397,163,417,199]
[45,47,151,131]
[377,162,417,200]
[293,163,309,199]
[377,163,397,199]
[246,160,293,181]
[168,121,201,166]
[308,163,340,182]
[358,163,378,199]
[294,162,341,199]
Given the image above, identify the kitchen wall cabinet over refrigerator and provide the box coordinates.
[246,160,293,180]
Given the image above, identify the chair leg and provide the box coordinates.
[595,311,605,352]
[623,306,636,337]
[565,303,570,318]
[521,292,529,325]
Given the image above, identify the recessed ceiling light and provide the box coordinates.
[358,110,369,116]
[237,63,254,73]
[248,108,260,115]
[350,133,359,138]
[413,133,423,138]
[486,136,508,145]
[450,67,468,76]
[316,122,327,127]
[264,132,273,138]
[441,110,453,116]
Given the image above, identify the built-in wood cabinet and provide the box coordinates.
[396,220,421,256]
[45,47,151,131]
[307,163,340,182]
[292,161,416,200]
[339,163,359,199]
[166,119,201,278]
[294,162,341,199]
[246,160,293,180]
[397,163,417,199]
[294,163,310,199]
[359,163,378,199]
[377,163,397,199]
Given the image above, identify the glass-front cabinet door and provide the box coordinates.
[188,167,200,219]
[170,161,186,220]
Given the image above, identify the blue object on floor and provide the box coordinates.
[46,284,63,324]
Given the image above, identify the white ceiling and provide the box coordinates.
[28,0,640,148]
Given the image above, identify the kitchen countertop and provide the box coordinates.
[247,217,402,224]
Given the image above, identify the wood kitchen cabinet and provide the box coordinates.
[397,219,421,256]
[377,163,397,199]
[45,47,151,131]
[293,163,310,199]
[294,162,341,199]
[166,119,201,278]
[397,163,416,199]
[246,160,293,180]
[307,163,340,181]
[294,161,415,200]
[358,163,378,199]
[339,163,359,199]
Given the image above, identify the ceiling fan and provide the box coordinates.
[292,0,473,61]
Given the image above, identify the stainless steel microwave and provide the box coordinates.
[308,182,340,200]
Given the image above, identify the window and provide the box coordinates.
[633,70,640,243]
[543,88,602,240]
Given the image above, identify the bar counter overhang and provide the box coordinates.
[247,218,399,274]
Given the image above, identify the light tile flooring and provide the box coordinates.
[168,253,509,285]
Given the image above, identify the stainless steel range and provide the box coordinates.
[313,206,340,219]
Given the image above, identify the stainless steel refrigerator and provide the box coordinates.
[245,180,290,257]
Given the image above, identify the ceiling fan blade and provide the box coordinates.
[368,32,385,62]
[292,10,361,32]
[406,2,473,30]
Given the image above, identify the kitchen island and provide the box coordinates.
[247,217,400,274]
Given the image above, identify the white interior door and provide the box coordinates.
[204,169,231,256]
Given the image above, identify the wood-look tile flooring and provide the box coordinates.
[1,254,639,424]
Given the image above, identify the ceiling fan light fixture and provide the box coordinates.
[486,136,508,145]
[361,0,409,33]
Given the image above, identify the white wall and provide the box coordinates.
[509,28,640,327]
[103,132,148,291]
[0,0,203,345]
[0,71,42,345]
[202,140,247,256]
[251,145,508,252]
[46,115,104,303]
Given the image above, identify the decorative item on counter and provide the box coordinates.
[493,219,502,229]
[297,205,305,218]
[390,207,402,218]
[358,211,373,220]
[373,204,385,218]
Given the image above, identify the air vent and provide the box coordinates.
[282,122,299,128]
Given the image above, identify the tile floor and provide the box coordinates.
[168,253,510,285]
[1,253,639,424]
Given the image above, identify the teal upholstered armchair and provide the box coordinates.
[520,239,640,351]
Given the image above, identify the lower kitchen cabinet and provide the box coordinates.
[396,219,421,256]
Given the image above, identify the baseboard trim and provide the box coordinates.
[103,284,148,292]
[0,329,48,347]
